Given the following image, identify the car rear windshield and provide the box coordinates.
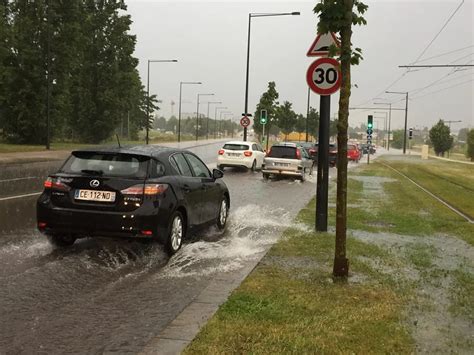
[268,146,297,159]
[60,152,150,178]
[223,144,249,151]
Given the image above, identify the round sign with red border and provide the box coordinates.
[306,57,342,95]
[240,116,251,128]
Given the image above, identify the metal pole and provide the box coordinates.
[195,94,200,141]
[316,95,330,231]
[403,92,408,154]
[46,0,51,150]
[388,103,391,151]
[178,82,182,143]
[146,60,150,145]
[243,14,251,142]
[306,87,310,142]
[206,102,210,140]
[214,106,218,139]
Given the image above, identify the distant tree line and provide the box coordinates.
[0,0,151,144]
[153,115,241,138]
[252,82,337,142]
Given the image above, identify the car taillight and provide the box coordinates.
[218,149,225,155]
[43,177,70,191]
[244,151,252,157]
[309,148,316,154]
[296,149,301,159]
[121,184,168,196]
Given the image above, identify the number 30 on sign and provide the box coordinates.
[306,57,342,96]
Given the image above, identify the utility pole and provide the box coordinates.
[386,91,408,153]
[46,0,51,150]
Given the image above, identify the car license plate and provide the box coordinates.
[275,162,290,167]
[227,153,240,157]
[74,189,116,202]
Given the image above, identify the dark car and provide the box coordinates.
[360,144,375,155]
[312,143,338,167]
[37,146,230,255]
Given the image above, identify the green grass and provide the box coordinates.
[0,133,200,154]
[380,158,474,220]
[184,157,473,354]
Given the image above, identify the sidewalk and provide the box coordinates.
[0,139,228,165]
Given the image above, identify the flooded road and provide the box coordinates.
[0,141,329,353]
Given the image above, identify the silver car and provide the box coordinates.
[262,142,314,181]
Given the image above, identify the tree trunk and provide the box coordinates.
[333,0,353,278]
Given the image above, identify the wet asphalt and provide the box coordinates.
[0,141,330,354]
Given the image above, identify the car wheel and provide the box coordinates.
[251,160,257,172]
[216,197,228,230]
[47,234,76,247]
[165,211,184,256]
[263,173,269,180]
[300,169,306,182]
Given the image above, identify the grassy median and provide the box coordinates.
[184,157,474,354]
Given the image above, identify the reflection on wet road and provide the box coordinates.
[0,142,328,353]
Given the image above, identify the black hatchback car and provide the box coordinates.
[37,146,230,255]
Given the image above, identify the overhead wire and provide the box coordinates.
[353,0,466,107]
[410,79,473,100]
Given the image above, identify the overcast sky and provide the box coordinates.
[126,0,473,132]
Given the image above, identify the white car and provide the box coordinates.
[217,141,266,171]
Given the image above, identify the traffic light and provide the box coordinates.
[409,127,413,139]
[260,109,267,125]
[367,115,373,130]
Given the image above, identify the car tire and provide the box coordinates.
[216,197,228,230]
[165,211,185,256]
[251,160,257,172]
[47,234,76,247]
[263,173,269,180]
[300,169,306,182]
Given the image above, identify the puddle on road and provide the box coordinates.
[161,204,311,278]
[350,230,474,353]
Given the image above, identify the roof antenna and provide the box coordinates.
[115,134,121,148]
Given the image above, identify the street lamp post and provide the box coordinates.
[386,91,409,153]
[374,101,392,151]
[178,81,201,142]
[196,93,214,141]
[374,111,388,149]
[206,101,222,140]
[243,11,300,142]
[214,106,227,138]
[146,59,178,144]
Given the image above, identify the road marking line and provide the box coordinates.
[381,162,474,224]
[0,192,42,201]
[0,176,40,183]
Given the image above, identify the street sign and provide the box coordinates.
[306,58,342,95]
[260,109,267,125]
[240,116,251,128]
[307,32,340,57]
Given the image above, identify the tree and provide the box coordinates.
[314,0,368,278]
[276,101,297,139]
[391,129,404,149]
[458,127,469,142]
[254,81,279,138]
[466,129,474,162]
[429,119,453,156]
[307,107,320,140]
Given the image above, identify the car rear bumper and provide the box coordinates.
[217,156,254,169]
[261,169,303,177]
[36,198,170,240]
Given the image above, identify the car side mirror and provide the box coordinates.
[212,168,224,179]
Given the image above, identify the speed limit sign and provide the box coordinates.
[306,57,342,95]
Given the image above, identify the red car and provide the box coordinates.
[347,144,361,162]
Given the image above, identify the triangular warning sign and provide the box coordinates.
[307,32,340,57]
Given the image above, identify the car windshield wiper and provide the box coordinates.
[81,169,104,176]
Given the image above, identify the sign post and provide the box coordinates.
[306,56,341,232]
[260,109,267,146]
[367,115,373,165]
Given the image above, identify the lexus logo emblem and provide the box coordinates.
[90,179,100,188]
